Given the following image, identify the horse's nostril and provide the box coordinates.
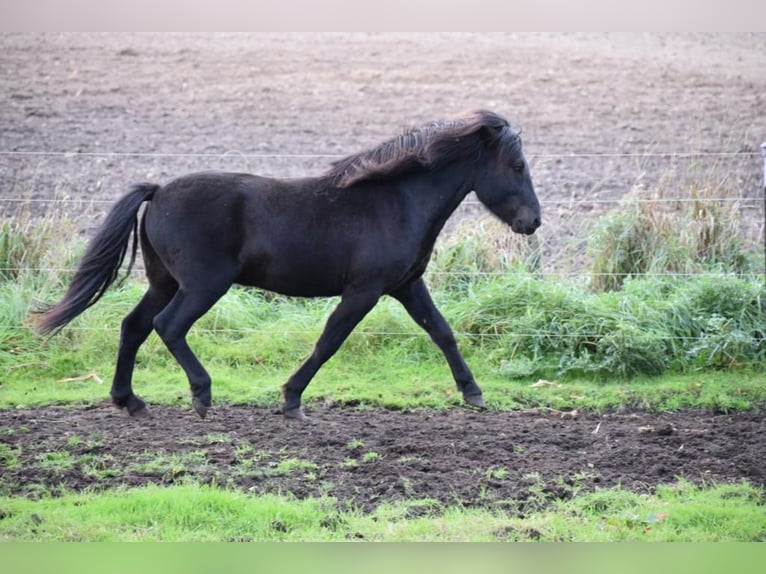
[533,217,541,228]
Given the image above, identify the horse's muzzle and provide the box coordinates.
[512,216,541,235]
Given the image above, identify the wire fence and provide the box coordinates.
[3,324,761,344]
[2,148,764,350]
[0,150,760,159]
[2,147,765,282]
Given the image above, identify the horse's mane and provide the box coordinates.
[325,109,521,188]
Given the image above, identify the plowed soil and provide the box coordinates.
[2,404,764,511]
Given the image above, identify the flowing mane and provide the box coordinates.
[325,109,521,188]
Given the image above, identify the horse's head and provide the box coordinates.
[474,123,541,235]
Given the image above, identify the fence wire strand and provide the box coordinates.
[0,150,761,159]
[4,324,763,343]
[3,147,765,345]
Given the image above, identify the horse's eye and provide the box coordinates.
[512,161,525,174]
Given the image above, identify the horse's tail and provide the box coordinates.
[31,182,160,335]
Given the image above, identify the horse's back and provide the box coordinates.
[149,171,277,204]
[140,170,433,297]
[141,171,354,295]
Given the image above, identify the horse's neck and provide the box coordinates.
[407,165,474,243]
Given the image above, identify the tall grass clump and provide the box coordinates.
[664,276,766,369]
[1,219,53,282]
[427,218,541,293]
[1,212,88,361]
[443,272,764,379]
[589,185,758,291]
[1,211,85,290]
[446,275,670,378]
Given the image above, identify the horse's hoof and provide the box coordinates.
[464,393,487,410]
[282,406,307,421]
[131,405,151,418]
[114,395,149,417]
[192,397,209,419]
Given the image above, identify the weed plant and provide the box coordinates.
[427,217,541,293]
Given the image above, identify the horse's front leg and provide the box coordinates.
[281,289,381,420]
[391,278,486,409]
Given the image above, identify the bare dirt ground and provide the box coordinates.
[1,34,765,508]
[2,403,765,512]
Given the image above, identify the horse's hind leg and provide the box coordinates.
[152,286,230,419]
[391,278,486,409]
[111,284,176,416]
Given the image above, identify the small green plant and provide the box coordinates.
[522,472,543,486]
[0,444,22,469]
[234,443,255,458]
[37,451,75,472]
[485,467,509,480]
[361,451,382,463]
[126,450,210,484]
[204,433,232,444]
[66,435,83,448]
[84,433,106,451]
[275,458,319,475]
[80,453,121,480]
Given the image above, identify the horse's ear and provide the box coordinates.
[478,123,504,148]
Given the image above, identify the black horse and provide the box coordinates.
[33,110,541,420]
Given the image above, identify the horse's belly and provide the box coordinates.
[235,253,344,297]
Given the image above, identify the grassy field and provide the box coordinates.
[2,271,764,414]
[1,186,765,541]
[1,480,763,541]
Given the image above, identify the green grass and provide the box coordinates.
[2,328,764,414]
[2,269,764,412]
[0,479,762,541]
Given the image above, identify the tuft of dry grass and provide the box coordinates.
[427,217,541,292]
[589,185,756,292]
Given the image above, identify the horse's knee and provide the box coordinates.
[152,315,186,350]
